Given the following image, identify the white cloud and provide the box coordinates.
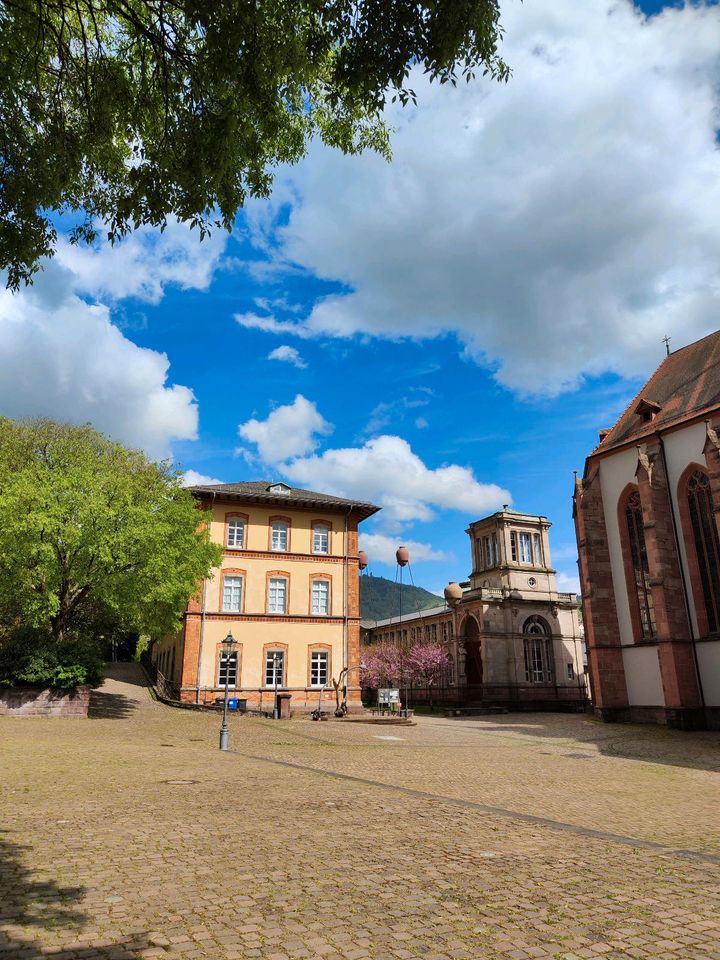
[361,392,432,436]
[557,571,581,596]
[0,219,228,457]
[237,397,510,523]
[268,345,308,369]
[238,395,332,464]
[282,434,511,523]
[235,311,314,338]
[56,217,227,304]
[0,271,198,459]
[358,533,448,566]
[182,470,224,487]
[245,0,720,395]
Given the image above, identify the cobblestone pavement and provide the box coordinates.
[1,664,719,960]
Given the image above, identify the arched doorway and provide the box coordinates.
[463,616,483,689]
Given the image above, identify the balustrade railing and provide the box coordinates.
[154,667,180,701]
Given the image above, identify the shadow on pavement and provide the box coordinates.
[0,830,86,954]
[432,713,720,772]
[0,832,164,958]
[87,689,138,719]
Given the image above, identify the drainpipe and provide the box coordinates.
[195,490,217,704]
[658,434,706,710]
[342,506,353,704]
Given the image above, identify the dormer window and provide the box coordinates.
[634,398,662,424]
[268,483,291,494]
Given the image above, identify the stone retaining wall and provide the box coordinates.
[0,686,91,717]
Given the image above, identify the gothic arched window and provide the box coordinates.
[523,616,552,683]
[624,490,656,640]
[686,470,720,634]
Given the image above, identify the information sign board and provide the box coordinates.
[377,688,401,705]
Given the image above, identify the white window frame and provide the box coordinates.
[265,650,285,687]
[271,521,289,552]
[312,524,330,555]
[218,651,238,688]
[226,518,245,549]
[268,576,288,614]
[311,578,330,615]
[532,533,542,566]
[510,531,518,562]
[519,532,532,564]
[222,575,243,613]
[310,650,329,687]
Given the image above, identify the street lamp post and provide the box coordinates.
[219,631,237,751]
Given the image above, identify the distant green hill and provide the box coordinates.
[360,575,444,622]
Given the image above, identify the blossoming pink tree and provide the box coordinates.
[407,642,449,708]
[361,641,449,709]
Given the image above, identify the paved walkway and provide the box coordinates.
[1,664,719,960]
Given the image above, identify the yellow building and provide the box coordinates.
[152,481,379,713]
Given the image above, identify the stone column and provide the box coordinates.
[635,444,702,727]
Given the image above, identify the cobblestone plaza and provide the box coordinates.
[1,665,719,960]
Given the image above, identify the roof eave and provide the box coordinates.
[187,486,381,519]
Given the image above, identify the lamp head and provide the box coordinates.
[222,632,236,650]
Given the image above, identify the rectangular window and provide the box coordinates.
[313,525,330,554]
[510,531,518,562]
[218,652,238,688]
[265,651,285,687]
[484,537,492,568]
[271,522,289,551]
[222,575,243,613]
[226,519,245,549]
[311,650,329,687]
[532,533,542,566]
[268,577,287,614]
[311,579,329,615]
[519,532,532,564]
[567,662,574,680]
[491,533,499,565]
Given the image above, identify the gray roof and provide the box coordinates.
[187,480,380,519]
[367,604,450,629]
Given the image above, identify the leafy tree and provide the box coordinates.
[0,626,104,688]
[0,0,509,289]
[0,418,221,655]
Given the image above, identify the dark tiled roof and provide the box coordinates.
[596,329,720,454]
[187,480,380,519]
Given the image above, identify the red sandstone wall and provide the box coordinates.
[0,686,91,717]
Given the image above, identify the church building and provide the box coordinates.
[574,330,720,729]
[364,508,586,709]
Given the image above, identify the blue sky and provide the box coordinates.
[1,0,720,594]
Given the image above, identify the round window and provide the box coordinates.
[527,577,537,588]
